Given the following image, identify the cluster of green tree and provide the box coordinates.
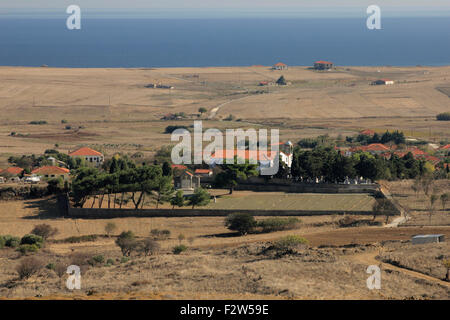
[71,158,210,210]
[436,112,450,121]
[297,135,333,148]
[291,146,430,182]
[7,150,87,173]
[347,130,405,145]
[214,158,258,194]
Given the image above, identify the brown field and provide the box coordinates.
[0,196,449,299]
[0,66,449,299]
[1,65,450,166]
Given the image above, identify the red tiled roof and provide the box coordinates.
[171,164,187,170]
[359,129,375,136]
[423,155,441,165]
[351,144,390,153]
[31,166,70,175]
[273,62,287,67]
[3,167,24,175]
[69,147,103,157]
[195,169,211,174]
[315,60,333,64]
[439,144,450,150]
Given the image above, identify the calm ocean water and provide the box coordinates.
[0,18,449,68]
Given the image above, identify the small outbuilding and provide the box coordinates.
[411,234,445,245]
[272,62,288,70]
[372,79,394,85]
[314,60,334,70]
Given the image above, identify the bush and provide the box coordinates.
[46,263,55,270]
[61,235,98,243]
[225,213,257,235]
[120,256,130,264]
[29,120,47,125]
[172,244,187,254]
[16,257,44,279]
[271,235,309,256]
[436,112,450,121]
[0,236,5,249]
[336,216,358,228]
[17,244,40,255]
[2,235,20,248]
[20,234,44,248]
[105,222,117,237]
[115,231,138,256]
[150,229,171,240]
[31,224,58,240]
[257,217,300,233]
[106,258,114,265]
[88,255,105,266]
[139,238,160,256]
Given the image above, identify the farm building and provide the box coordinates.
[411,234,445,245]
[360,129,376,136]
[174,170,200,191]
[372,79,394,85]
[272,62,288,70]
[69,147,104,166]
[194,169,213,177]
[31,166,70,181]
[314,61,334,70]
[1,167,24,176]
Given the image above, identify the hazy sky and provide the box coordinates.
[3,1,450,17]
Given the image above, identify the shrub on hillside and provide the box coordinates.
[16,257,44,279]
[257,217,300,233]
[31,224,58,240]
[225,213,257,235]
[0,236,5,249]
[2,235,20,248]
[273,235,308,256]
[115,231,139,256]
[139,238,160,256]
[17,244,40,255]
[60,235,98,243]
[88,255,105,266]
[105,222,117,237]
[20,234,44,248]
[172,244,187,254]
[150,229,171,240]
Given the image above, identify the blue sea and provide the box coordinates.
[0,17,449,68]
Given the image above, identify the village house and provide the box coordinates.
[69,147,104,166]
[372,79,394,85]
[272,62,288,70]
[348,143,390,156]
[1,167,24,177]
[31,166,70,181]
[174,170,200,191]
[208,141,294,172]
[314,60,334,70]
[194,169,213,177]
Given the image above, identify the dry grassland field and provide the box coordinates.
[0,66,449,165]
[0,65,449,300]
